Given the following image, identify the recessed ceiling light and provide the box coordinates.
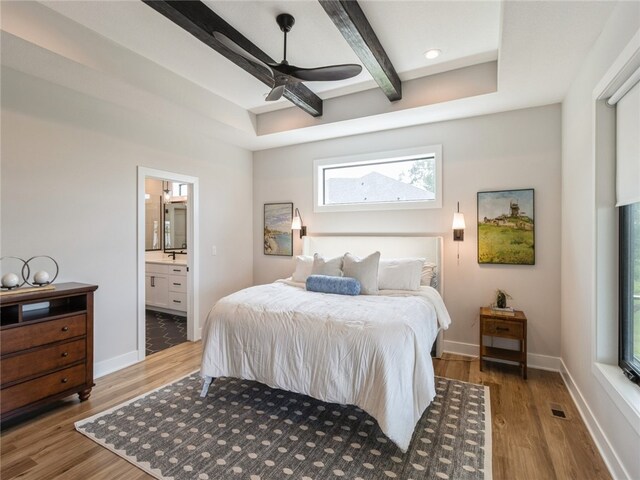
[424,49,441,60]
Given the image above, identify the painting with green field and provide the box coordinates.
[477,189,535,265]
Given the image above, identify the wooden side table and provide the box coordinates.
[479,307,527,379]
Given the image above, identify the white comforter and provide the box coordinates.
[200,280,451,452]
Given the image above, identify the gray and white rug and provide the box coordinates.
[76,373,491,480]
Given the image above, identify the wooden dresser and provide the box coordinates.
[0,283,98,422]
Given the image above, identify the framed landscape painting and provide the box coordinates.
[264,202,293,256]
[477,189,535,265]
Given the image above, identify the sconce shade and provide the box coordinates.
[452,205,465,242]
[452,212,466,230]
[291,208,307,238]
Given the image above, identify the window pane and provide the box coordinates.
[323,157,436,205]
[620,201,640,381]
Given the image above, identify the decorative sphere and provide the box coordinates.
[1,272,20,288]
[34,271,50,285]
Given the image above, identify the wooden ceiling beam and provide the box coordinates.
[319,0,401,101]
[143,1,323,117]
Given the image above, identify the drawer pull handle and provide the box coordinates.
[173,300,181,304]
[173,283,181,286]
[61,377,68,384]
[496,327,509,332]
[173,269,181,272]
[61,326,69,332]
[61,352,69,357]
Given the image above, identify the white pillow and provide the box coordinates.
[342,251,381,295]
[292,255,314,283]
[311,253,344,277]
[378,258,424,291]
[421,262,438,289]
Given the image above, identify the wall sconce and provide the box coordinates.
[291,208,307,238]
[452,202,465,241]
[163,181,172,204]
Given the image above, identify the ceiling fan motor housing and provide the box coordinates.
[276,13,295,33]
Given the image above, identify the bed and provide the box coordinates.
[200,235,450,452]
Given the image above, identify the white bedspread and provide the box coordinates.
[200,280,451,452]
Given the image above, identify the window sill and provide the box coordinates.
[314,200,442,213]
[593,362,640,436]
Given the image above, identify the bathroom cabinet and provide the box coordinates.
[145,262,187,313]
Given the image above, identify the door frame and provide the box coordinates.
[137,166,200,361]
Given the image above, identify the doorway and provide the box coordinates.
[137,167,199,361]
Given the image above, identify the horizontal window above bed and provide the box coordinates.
[313,146,442,212]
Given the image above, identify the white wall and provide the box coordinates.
[0,68,254,373]
[253,104,562,361]
[561,2,640,479]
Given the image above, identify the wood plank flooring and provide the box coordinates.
[1,343,610,479]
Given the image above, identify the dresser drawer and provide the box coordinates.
[168,275,187,293]
[1,364,86,414]
[0,315,86,355]
[1,338,86,386]
[482,318,523,338]
[168,265,187,276]
[168,291,187,311]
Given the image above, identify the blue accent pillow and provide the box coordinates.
[306,275,361,296]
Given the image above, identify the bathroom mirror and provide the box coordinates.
[145,195,162,251]
[164,202,187,251]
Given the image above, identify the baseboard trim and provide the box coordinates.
[559,360,629,480]
[94,350,140,379]
[443,340,562,371]
[443,340,478,358]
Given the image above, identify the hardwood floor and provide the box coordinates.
[1,343,610,480]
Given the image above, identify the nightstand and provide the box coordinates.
[479,307,527,379]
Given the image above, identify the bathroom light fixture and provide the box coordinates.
[291,208,307,238]
[424,49,441,60]
[452,202,465,241]
[163,182,172,203]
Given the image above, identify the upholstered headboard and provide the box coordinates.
[302,235,445,357]
[302,235,443,295]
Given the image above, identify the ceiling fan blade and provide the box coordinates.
[287,64,362,82]
[212,31,274,72]
[265,84,286,101]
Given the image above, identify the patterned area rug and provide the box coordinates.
[76,373,491,480]
[145,310,187,356]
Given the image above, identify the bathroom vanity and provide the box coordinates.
[145,259,188,313]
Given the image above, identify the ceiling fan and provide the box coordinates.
[213,13,362,102]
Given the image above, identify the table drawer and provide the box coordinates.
[482,318,523,338]
[168,291,187,311]
[0,315,86,354]
[0,364,86,414]
[168,275,187,293]
[1,339,86,386]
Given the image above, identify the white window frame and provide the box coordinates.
[313,145,443,213]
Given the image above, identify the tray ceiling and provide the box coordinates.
[0,1,617,150]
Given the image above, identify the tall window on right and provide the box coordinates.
[615,74,640,384]
[620,202,639,382]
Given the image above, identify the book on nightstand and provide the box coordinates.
[490,306,515,316]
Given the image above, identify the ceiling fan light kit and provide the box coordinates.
[214,13,362,102]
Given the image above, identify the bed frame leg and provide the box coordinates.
[200,376,213,398]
